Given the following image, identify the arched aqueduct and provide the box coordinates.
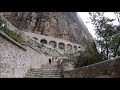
[24,32,82,53]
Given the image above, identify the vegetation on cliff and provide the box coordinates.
[2,12,93,44]
[75,39,104,68]
[89,12,120,60]
[75,12,120,68]
[1,27,25,43]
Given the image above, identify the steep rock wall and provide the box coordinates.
[2,12,93,44]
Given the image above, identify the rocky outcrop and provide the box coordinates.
[2,12,93,44]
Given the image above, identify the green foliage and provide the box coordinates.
[2,27,25,43]
[75,42,104,68]
[37,44,42,48]
[89,12,120,59]
[0,19,3,26]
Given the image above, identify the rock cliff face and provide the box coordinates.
[2,12,93,44]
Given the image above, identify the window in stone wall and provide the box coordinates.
[78,46,81,52]
[59,34,63,39]
[58,42,65,50]
[40,39,47,44]
[67,44,72,50]
[74,46,77,52]
[49,41,57,48]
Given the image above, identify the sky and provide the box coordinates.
[77,12,119,39]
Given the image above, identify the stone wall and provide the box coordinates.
[0,35,51,78]
[58,57,74,71]
[63,57,120,78]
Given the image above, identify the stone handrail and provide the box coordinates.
[0,30,51,56]
[21,43,42,54]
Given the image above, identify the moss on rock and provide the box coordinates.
[2,27,25,43]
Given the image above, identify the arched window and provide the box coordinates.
[78,46,81,52]
[67,44,72,50]
[74,46,77,52]
[40,39,47,44]
[58,42,65,50]
[59,34,63,39]
[49,41,57,48]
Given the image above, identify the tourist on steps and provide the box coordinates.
[49,59,51,64]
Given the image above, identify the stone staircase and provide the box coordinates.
[40,63,63,78]
[25,68,42,78]
[25,62,63,78]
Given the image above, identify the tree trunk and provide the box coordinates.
[106,42,109,60]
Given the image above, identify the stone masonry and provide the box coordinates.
[0,35,52,78]
[63,57,120,78]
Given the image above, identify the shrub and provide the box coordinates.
[2,27,25,43]
[75,41,104,68]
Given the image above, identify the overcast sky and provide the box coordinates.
[77,12,119,39]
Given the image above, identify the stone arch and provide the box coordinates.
[67,44,72,50]
[40,39,47,44]
[49,41,57,48]
[59,34,63,39]
[74,46,77,52]
[58,42,65,50]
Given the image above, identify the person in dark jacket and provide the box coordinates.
[49,59,51,64]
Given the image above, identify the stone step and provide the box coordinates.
[41,75,63,77]
[25,62,63,78]
[27,72,41,75]
[35,75,43,78]
[41,76,63,78]
[28,71,41,74]
[25,76,36,78]
[25,74,36,77]
[42,71,62,74]
[41,73,62,76]
[25,75,36,77]
[28,70,40,72]
[29,69,41,72]
[25,72,62,75]
[42,67,59,69]
[49,77,62,78]
[41,65,58,67]
[42,67,60,69]
[42,68,61,72]
[25,75,35,77]
[42,72,62,75]
[41,67,59,69]
[25,76,42,78]
[25,75,42,78]
[43,70,62,72]
[25,73,63,78]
